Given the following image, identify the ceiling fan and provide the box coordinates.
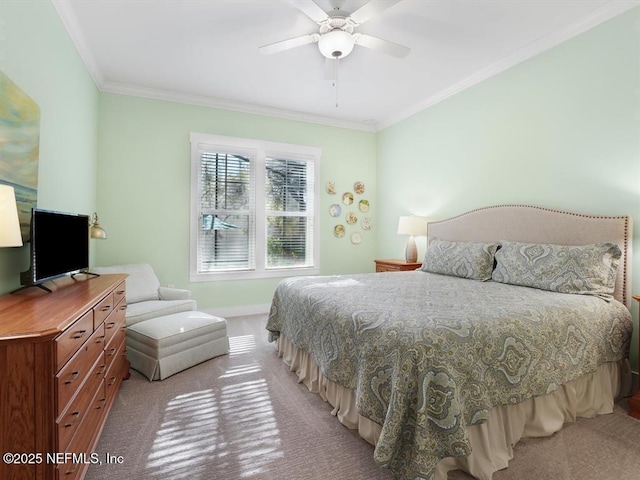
[258,0,410,65]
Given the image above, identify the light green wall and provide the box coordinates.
[0,0,99,294]
[96,93,377,311]
[377,7,640,368]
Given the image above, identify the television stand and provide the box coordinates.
[71,270,100,279]
[12,271,101,294]
[10,283,52,294]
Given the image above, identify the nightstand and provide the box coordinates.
[629,295,640,419]
[374,259,422,272]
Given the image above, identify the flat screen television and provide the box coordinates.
[20,208,90,291]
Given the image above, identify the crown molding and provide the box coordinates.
[99,81,377,133]
[376,0,640,131]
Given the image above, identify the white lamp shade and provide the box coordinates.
[318,30,355,59]
[0,184,23,247]
[397,216,428,236]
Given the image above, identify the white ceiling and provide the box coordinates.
[53,0,638,132]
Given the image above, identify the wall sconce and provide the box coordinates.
[397,215,427,263]
[90,212,107,239]
[0,184,23,247]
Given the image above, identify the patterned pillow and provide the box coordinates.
[492,241,621,298]
[421,238,499,281]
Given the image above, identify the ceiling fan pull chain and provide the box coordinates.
[335,59,339,107]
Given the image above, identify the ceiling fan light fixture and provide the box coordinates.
[318,29,355,59]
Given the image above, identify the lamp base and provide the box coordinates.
[405,236,418,263]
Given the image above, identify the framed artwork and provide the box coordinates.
[0,70,40,242]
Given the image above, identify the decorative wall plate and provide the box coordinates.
[346,212,357,225]
[351,232,362,244]
[334,224,345,238]
[358,199,369,212]
[329,204,341,217]
[326,181,336,194]
[342,192,354,205]
[354,182,365,195]
[362,217,372,230]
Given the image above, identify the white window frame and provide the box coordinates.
[190,132,320,281]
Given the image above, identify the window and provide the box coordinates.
[190,133,320,281]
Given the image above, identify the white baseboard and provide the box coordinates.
[200,303,271,319]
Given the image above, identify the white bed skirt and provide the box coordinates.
[275,335,631,480]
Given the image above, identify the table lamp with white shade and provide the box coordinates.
[0,184,23,247]
[397,215,427,263]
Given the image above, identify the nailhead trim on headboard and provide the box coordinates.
[428,204,632,308]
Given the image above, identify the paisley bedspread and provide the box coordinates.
[266,271,632,480]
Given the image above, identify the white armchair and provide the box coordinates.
[92,263,197,326]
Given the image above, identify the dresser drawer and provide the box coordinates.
[374,260,422,272]
[104,303,126,346]
[93,292,114,330]
[56,352,105,451]
[105,325,125,371]
[55,330,105,416]
[105,341,126,405]
[56,380,106,480]
[113,281,126,308]
[377,264,401,272]
[55,311,94,372]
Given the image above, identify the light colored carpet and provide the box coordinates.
[85,315,640,480]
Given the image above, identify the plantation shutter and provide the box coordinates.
[265,155,315,269]
[190,132,320,280]
[197,149,255,272]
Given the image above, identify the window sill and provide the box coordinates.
[190,266,320,282]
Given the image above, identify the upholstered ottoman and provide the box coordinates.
[126,311,229,381]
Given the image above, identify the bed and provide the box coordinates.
[266,205,634,480]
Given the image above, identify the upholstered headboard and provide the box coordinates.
[427,205,633,308]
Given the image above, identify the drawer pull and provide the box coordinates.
[96,364,106,375]
[96,397,107,410]
[105,322,116,330]
[100,305,112,312]
[72,329,87,339]
[107,376,117,386]
[106,347,117,356]
[116,289,125,295]
[65,371,81,384]
[64,465,79,475]
[64,411,80,427]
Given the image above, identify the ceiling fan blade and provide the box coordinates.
[354,33,410,58]
[348,0,403,25]
[258,34,319,55]
[290,0,329,23]
[324,58,338,81]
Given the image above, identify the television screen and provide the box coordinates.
[22,208,90,286]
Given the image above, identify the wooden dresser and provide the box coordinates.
[0,274,129,480]
[374,259,422,272]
